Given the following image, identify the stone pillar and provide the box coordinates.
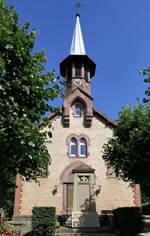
[72,166,100,229]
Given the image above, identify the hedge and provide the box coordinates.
[142,203,150,215]
[113,207,144,236]
[32,207,56,236]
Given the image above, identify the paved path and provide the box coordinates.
[139,233,150,236]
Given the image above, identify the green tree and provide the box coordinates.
[140,67,150,103]
[102,103,150,198]
[0,1,63,181]
[0,1,63,217]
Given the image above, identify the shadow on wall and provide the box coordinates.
[72,188,144,235]
[72,188,101,233]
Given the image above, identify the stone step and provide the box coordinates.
[56,233,116,236]
[56,227,116,236]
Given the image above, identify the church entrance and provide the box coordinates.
[60,161,94,215]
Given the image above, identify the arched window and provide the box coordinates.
[79,138,87,157]
[74,104,81,117]
[70,138,77,157]
[75,63,82,77]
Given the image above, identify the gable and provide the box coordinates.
[48,106,116,129]
[67,86,93,101]
[93,108,116,129]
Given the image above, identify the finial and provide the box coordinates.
[74,2,82,15]
[76,13,80,17]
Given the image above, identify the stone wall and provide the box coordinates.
[14,109,137,218]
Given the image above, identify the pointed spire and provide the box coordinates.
[70,14,86,55]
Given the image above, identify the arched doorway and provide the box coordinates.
[60,162,96,215]
[60,161,85,215]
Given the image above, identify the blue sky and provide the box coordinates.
[5,0,150,119]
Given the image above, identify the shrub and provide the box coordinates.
[32,207,56,236]
[113,207,144,236]
[142,203,150,215]
[57,215,68,226]
[0,220,21,236]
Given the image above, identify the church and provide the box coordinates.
[13,14,141,227]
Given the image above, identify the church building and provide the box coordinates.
[13,14,141,227]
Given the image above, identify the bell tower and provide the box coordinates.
[60,14,96,127]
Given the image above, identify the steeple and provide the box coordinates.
[60,14,96,128]
[70,14,86,55]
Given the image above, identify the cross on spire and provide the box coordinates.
[74,2,82,15]
[74,2,82,10]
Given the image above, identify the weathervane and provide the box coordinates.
[74,2,82,15]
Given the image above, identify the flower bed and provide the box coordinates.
[0,220,21,236]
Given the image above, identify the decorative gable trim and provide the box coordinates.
[48,107,116,129]
[63,88,93,127]
[65,86,93,100]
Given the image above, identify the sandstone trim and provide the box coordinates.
[13,175,23,218]
[133,184,141,207]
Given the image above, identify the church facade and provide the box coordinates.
[13,15,141,226]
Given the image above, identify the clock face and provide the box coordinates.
[74,78,82,86]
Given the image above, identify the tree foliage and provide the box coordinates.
[0,1,63,181]
[140,67,150,103]
[103,66,150,198]
[103,103,150,197]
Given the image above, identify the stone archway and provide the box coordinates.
[60,161,87,215]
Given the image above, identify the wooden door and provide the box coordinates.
[66,183,73,213]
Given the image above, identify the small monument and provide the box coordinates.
[71,165,100,231]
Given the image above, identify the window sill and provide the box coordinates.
[68,156,88,158]
[73,115,81,118]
